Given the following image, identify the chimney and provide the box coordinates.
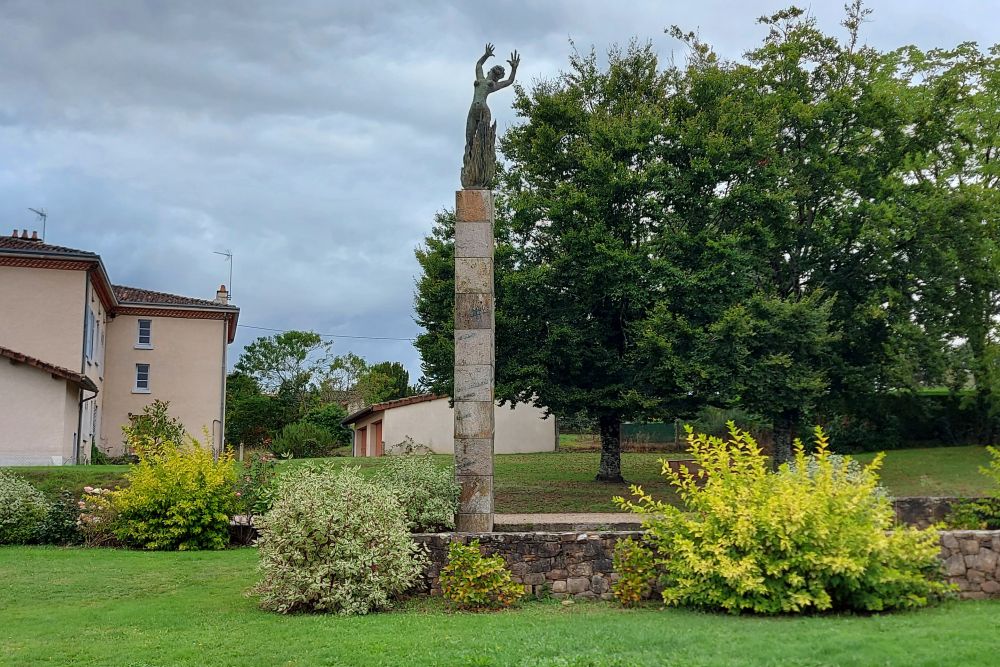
[11,229,18,238]
[30,231,39,241]
[215,284,229,304]
[20,230,29,239]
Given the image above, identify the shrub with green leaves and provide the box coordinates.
[374,455,460,532]
[235,451,278,521]
[440,539,524,610]
[111,439,238,550]
[301,403,352,446]
[948,445,1000,529]
[252,465,426,615]
[0,469,49,544]
[121,398,186,459]
[270,421,334,458]
[36,490,82,545]
[614,424,949,614]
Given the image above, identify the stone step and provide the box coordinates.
[494,512,641,532]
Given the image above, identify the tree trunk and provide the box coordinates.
[596,414,625,483]
[772,413,795,469]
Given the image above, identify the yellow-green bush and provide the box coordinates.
[440,540,524,611]
[111,439,237,550]
[614,424,949,614]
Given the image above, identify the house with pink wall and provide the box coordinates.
[0,229,239,465]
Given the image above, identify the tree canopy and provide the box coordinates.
[415,3,1000,473]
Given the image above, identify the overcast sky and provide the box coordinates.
[1,0,996,383]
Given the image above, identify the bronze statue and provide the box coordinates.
[462,43,519,189]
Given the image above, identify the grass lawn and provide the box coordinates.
[6,445,995,514]
[2,547,998,667]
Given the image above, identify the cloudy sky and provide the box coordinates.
[1,0,996,382]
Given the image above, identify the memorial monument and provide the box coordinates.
[454,43,518,532]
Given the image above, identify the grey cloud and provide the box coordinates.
[1,0,996,380]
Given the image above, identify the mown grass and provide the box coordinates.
[2,546,998,667]
[5,445,995,513]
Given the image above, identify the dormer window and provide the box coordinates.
[136,319,153,349]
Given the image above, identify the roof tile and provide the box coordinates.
[0,235,97,256]
[113,284,233,309]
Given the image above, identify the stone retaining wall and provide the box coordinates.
[939,530,1000,599]
[413,530,1000,601]
[413,531,640,599]
[893,496,967,529]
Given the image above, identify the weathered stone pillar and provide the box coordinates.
[454,188,494,532]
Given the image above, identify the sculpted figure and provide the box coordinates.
[462,43,519,189]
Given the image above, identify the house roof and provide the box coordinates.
[0,232,239,341]
[342,393,446,426]
[0,345,99,392]
[113,284,237,310]
[0,235,99,257]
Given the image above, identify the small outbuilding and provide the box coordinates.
[341,394,556,456]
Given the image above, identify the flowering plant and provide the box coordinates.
[235,451,278,522]
[77,486,119,547]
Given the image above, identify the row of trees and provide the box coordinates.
[415,4,1000,479]
[225,330,416,449]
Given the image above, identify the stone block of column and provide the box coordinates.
[456,474,493,514]
[456,513,493,533]
[455,257,493,294]
[454,364,493,402]
[455,438,494,475]
[455,400,494,439]
[456,189,494,221]
[456,222,493,258]
[455,293,493,329]
[455,329,493,366]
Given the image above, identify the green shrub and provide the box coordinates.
[252,465,426,615]
[440,540,524,610]
[111,439,238,550]
[948,445,1000,528]
[374,455,460,532]
[611,537,656,606]
[235,451,278,521]
[270,421,334,458]
[122,399,186,458]
[301,404,352,446]
[614,424,949,614]
[36,490,82,545]
[0,470,49,544]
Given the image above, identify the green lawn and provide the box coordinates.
[6,445,995,514]
[1,547,997,667]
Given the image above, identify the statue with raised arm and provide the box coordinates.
[461,43,519,189]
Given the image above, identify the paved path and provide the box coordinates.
[493,512,641,532]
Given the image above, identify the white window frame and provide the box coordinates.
[135,319,153,349]
[133,363,151,393]
[85,308,95,363]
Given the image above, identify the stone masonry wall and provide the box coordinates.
[413,531,641,599]
[938,530,1000,599]
[413,530,1000,601]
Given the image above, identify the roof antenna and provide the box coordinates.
[213,249,233,301]
[27,208,47,241]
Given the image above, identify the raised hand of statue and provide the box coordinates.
[508,50,520,71]
[484,43,495,59]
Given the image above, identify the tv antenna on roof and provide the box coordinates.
[213,249,233,301]
[27,208,47,241]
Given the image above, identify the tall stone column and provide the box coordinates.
[454,188,494,533]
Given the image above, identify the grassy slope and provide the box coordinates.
[5,445,995,513]
[2,546,998,667]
